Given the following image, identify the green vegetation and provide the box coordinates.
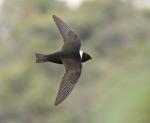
[0,0,150,123]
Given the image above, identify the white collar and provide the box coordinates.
[79,50,83,59]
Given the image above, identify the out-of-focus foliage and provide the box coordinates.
[0,0,150,123]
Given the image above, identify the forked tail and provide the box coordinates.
[35,53,49,63]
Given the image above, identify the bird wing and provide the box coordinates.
[53,15,81,50]
[55,60,82,105]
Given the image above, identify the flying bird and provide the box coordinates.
[35,15,92,106]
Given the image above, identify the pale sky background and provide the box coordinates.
[0,0,83,9]
[0,0,150,11]
[0,0,3,7]
[0,0,3,13]
[59,0,83,8]
[61,0,150,8]
[134,0,150,8]
[65,0,82,8]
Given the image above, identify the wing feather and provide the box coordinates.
[53,15,73,42]
[55,64,82,106]
[53,15,81,49]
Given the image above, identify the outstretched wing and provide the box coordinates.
[53,15,81,50]
[55,60,82,105]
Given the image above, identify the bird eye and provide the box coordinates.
[74,34,78,38]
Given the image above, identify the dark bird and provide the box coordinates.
[35,15,92,106]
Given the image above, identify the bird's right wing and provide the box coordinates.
[53,15,81,50]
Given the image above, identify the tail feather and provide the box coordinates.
[35,53,49,63]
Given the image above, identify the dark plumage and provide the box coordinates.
[35,15,92,106]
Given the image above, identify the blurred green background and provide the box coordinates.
[0,0,150,123]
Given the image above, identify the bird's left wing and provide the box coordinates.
[55,61,82,105]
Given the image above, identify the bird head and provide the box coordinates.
[81,52,92,62]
